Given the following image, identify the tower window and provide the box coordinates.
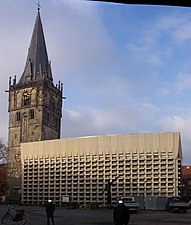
[23,98,30,106]
[16,112,21,121]
[29,109,34,119]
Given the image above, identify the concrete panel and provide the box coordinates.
[152,133,160,152]
[110,135,117,154]
[138,134,145,154]
[145,133,154,153]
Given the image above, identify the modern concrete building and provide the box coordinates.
[21,132,182,206]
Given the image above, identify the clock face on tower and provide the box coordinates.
[21,89,31,106]
[22,90,30,100]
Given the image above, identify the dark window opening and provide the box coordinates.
[16,112,21,121]
[29,109,34,119]
[23,98,30,106]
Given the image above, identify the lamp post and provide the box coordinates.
[144,179,147,210]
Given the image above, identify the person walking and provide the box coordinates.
[45,200,55,225]
[113,199,130,225]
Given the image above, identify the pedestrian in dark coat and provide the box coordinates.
[45,200,55,225]
[113,199,130,225]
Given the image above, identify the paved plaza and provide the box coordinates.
[0,205,191,225]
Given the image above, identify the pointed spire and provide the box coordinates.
[37,2,41,12]
[19,9,53,84]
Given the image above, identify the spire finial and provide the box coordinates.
[37,2,41,12]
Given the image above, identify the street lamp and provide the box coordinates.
[144,179,147,210]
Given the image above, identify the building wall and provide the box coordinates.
[7,79,62,189]
[182,165,191,198]
[21,132,182,206]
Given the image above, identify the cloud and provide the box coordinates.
[126,43,164,67]
[156,87,170,98]
[62,101,160,138]
[158,115,191,164]
[174,72,191,93]
[157,71,191,99]
[160,14,191,44]
[149,12,191,44]
[125,11,191,72]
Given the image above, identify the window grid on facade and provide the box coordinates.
[21,133,182,206]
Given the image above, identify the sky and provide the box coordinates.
[0,0,191,164]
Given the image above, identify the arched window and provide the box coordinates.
[29,109,34,119]
[23,98,30,106]
[16,112,21,121]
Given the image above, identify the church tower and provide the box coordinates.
[7,9,63,189]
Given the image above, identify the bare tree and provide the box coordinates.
[0,138,7,163]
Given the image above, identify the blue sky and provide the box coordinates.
[0,0,191,164]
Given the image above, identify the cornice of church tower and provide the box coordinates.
[19,9,53,84]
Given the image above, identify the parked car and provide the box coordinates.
[119,196,139,213]
[165,197,190,213]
